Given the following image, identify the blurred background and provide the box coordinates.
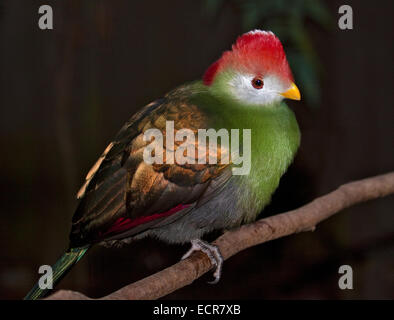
[0,0,393,299]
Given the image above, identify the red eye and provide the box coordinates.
[251,77,264,89]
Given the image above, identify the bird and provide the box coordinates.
[25,29,301,299]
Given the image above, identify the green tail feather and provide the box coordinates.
[24,246,89,300]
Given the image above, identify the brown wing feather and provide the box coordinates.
[70,86,231,247]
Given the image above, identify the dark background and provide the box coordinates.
[0,0,393,299]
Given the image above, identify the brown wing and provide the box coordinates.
[69,86,232,247]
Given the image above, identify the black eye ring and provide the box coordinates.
[251,77,264,89]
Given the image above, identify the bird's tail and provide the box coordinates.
[24,245,90,300]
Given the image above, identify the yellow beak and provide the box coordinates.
[281,83,301,101]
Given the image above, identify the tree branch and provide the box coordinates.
[45,172,394,300]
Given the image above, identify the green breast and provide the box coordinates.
[189,81,301,222]
[237,104,300,220]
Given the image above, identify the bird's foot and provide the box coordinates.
[182,239,223,284]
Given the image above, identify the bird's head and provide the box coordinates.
[203,30,300,106]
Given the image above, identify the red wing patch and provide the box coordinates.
[101,204,191,238]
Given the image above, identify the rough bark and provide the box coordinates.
[45,172,394,300]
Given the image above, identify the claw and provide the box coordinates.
[182,239,223,284]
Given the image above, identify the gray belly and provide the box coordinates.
[102,175,264,247]
[134,176,254,244]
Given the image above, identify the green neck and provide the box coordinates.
[189,80,301,218]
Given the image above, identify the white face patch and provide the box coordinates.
[228,73,288,106]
